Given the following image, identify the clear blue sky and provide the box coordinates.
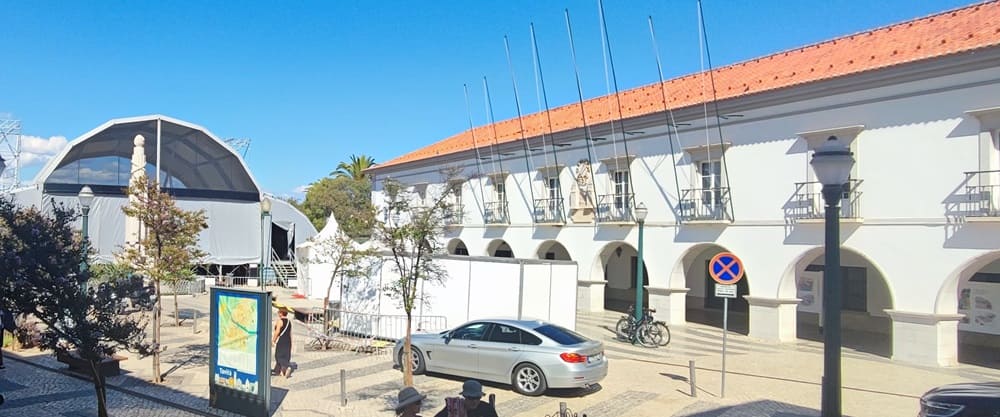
[1,0,976,198]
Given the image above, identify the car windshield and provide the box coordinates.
[533,324,588,345]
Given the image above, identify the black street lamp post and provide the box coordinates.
[78,185,95,273]
[634,202,648,322]
[810,136,855,417]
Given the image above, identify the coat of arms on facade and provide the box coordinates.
[569,159,595,223]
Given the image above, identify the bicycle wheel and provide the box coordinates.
[615,317,630,341]
[636,322,660,348]
[654,322,671,347]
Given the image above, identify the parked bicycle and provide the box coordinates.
[615,305,671,348]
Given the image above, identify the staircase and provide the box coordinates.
[270,248,298,288]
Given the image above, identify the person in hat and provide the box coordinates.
[395,386,427,417]
[434,380,498,417]
[271,308,293,378]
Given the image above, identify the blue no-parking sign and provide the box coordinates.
[709,252,745,285]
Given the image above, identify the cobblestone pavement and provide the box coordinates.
[2,289,999,417]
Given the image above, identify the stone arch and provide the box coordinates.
[486,239,514,258]
[936,250,1000,314]
[589,241,649,313]
[778,245,895,358]
[535,240,571,260]
[938,250,1000,368]
[447,238,469,256]
[669,243,751,334]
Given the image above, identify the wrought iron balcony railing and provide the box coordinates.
[443,204,464,225]
[961,170,1000,218]
[596,193,635,223]
[786,179,863,221]
[678,187,732,222]
[484,201,510,225]
[533,198,565,224]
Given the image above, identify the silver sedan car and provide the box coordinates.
[392,319,607,396]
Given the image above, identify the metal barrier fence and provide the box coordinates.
[308,308,448,342]
[161,278,206,295]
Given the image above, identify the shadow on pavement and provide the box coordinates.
[4,350,289,417]
[672,400,824,417]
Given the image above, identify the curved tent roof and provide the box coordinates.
[36,114,261,201]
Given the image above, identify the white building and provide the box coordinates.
[368,3,1000,367]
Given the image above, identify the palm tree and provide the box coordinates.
[331,154,376,180]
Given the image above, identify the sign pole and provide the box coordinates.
[722,296,728,398]
[708,252,744,401]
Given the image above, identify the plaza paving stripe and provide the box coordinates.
[2,389,93,409]
[285,360,394,390]
[578,390,659,417]
[292,351,377,372]
[495,394,553,417]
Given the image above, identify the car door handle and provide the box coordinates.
[468,344,478,349]
[508,347,521,352]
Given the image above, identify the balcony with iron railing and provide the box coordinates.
[596,193,635,223]
[678,187,732,223]
[785,179,863,222]
[953,170,1000,219]
[484,201,510,225]
[443,204,464,226]
[533,198,565,224]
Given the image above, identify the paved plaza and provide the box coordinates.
[1,289,998,417]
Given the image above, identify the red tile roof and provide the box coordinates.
[376,1,1000,170]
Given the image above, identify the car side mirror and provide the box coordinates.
[443,332,453,343]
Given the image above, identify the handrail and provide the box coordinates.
[484,201,510,224]
[596,193,635,223]
[678,187,732,222]
[787,180,863,220]
[532,198,565,223]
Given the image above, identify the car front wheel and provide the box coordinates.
[512,363,547,396]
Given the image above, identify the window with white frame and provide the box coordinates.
[495,181,507,205]
[546,176,560,209]
[612,169,630,209]
[699,160,723,208]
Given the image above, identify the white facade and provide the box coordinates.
[369,8,1000,367]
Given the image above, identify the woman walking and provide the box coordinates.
[272,308,292,378]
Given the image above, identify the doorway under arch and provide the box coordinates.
[536,240,571,260]
[447,239,469,256]
[486,239,514,258]
[591,241,648,313]
[779,246,894,358]
[938,251,1000,368]
[671,244,750,335]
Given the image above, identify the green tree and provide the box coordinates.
[376,171,456,387]
[331,154,375,180]
[0,197,154,417]
[307,230,376,333]
[119,174,207,383]
[300,176,374,238]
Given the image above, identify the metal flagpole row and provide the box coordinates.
[530,23,566,220]
[697,0,736,220]
[503,35,538,214]
[564,9,601,214]
[597,0,637,197]
[463,85,489,209]
[647,16,685,214]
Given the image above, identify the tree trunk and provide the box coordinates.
[403,314,413,387]
[173,291,180,327]
[323,271,335,334]
[153,280,162,383]
[88,359,109,417]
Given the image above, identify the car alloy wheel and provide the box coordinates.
[513,363,547,396]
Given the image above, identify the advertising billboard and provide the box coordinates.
[209,287,271,417]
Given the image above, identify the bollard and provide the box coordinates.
[559,402,567,417]
[192,312,198,334]
[340,369,347,406]
[689,360,697,397]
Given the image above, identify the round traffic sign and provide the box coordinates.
[709,252,745,285]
